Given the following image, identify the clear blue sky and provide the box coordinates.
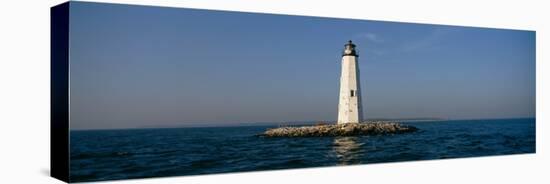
[69,2,535,129]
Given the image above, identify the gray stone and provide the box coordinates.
[258,121,418,137]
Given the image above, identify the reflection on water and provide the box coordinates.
[332,137,364,165]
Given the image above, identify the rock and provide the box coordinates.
[258,121,417,137]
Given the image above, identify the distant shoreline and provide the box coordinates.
[367,118,447,122]
[70,117,535,131]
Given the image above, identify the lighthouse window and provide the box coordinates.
[350,90,355,97]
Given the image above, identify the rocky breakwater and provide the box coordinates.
[259,122,418,137]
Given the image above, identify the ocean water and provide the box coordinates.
[70,118,535,182]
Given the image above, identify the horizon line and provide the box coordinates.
[70,116,535,131]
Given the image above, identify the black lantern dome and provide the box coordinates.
[342,40,358,57]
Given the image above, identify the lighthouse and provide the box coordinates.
[337,40,363,124]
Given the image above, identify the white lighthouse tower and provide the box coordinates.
[337,40,363,124]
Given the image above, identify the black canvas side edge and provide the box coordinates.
[51,2,70,183]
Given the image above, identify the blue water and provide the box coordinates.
[70,118,535,182]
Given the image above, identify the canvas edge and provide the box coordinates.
[51,1,70,183]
